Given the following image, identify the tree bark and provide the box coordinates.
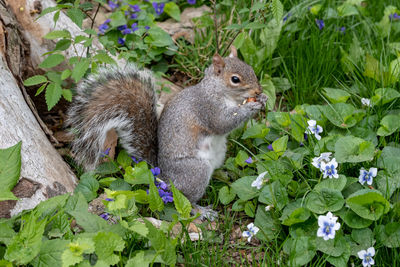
[0,0,77,218]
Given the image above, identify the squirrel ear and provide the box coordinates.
[229,45,237,58]
[212,53,225,75]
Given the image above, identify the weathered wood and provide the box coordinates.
[0,0,77,218]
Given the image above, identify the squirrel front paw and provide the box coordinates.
[256,93,268,109]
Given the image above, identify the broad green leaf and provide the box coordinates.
[371,88,400,105]
[64,192,88,213]
[268,112,290,127]
[244,22,267,30]
[260,75,276,110]
[320,103,357,128]
[346,189,390,220]
[45,82,62,110]
[272,135,288,157]
[0,142,21,201]
[316,235,346,257]
[62,89,72,102]
[61,237,95,267]
[145,27,173,47]
[39,54,65,69]
[334,136,375,163]
[54,39,72,51]
[378,146,400,173]
[117,150,133,169]
[289,114,307,143]
[94,232,125,266]
[314,175,347,192]
[61,69,71,80]
[244,201,256,217]
[23,75,47,86]
[305,188,345,214]
[377,114,400,136]
[31,239,69,267]
[351,228,374,247]
[93,52,116,65]
[310,4,322,15]
[337,3,358,16]
[4,215,47,265]
[231,176,259,201]
[323,88,351,103]
[326,240,351,267]
[376,222,400,248]
[271,0,283,23]
[44,30,71,40]
[124,162,152,185]
[218,186,236,205]
[164,2,180,21]
[337,208,373,229]
[170,183,191,218]
[0,222,16,246]
[363,54,381,82]
[68,210,108,232]
[258,181,288,210]
[286,236,316,266]
[254,206,281,241]
[376,170,400,198]
[74,173,99,202]
[126,250,155,267]
[35,194,69,219]
[389,57,400,84]
[95,161,120,175]
[242,123,269,139]
[71,58,90,83]
[235,150,249,167]
[280,200,310,226]
[148,180,164,212]
[67,8,84,28]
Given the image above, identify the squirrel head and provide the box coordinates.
[204,46,262,101]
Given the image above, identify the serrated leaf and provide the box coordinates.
[61,69,71,80]
[24,75,47,86]
[0,142,21,201]
[44,30,71,40]
[93,53,116,65]
[74,173,99,202]
[67,8,84,28]
[68,210,108,232]
[62,89,73,102]
[31,239,69,267]
[35,84,47,96]
[94,232,125,266]
[170,183,191,218]
[271,0,284,23]
[71,58,90,83]
[39,54,65,69]
[54,39,72,51]
[164,2,180,21]
[45,82,62,110]
[148,180,164,212]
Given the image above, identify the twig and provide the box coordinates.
[221,30,242,57]
[86,3,101,57]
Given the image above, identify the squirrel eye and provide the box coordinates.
[231,75,241,84]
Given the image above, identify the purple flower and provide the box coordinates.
[108,0,118,10]
[131,156,141,163]
[130,4,141,12]
[283,12,291,22]
[105,198,114,201]
[101,147,111,157]
[245,157,253,164]
[316,19,325,30]
[389,13,400,20]
[118,37,125,45]
[122,28,132,35]
[157,181,168,191]
[145,26,150,30]
[130,13,138,19]
[187,0,196,4]
[98,23,110,35]
[100,212,109,220]
[151,167,161,176]
[104,19,111,24]
[158,189,173,203]
[117,24,128,31]
[131,23,139,32]
[152,2,165,15]
[304,133,308,141]
[340,26,346,34]
[267,144,274,151]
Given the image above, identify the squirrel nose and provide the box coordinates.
[255,85,262,95]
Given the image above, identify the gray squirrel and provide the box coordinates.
[66,47,267,219]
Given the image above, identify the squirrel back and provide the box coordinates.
[66,65,158,170]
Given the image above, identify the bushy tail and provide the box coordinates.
[66,65,158,170]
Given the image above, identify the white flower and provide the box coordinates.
[320,158,339,179]
[317,212,341,240]
[242,223,259,242]
[361,98,372,107]
[359,167,377,185]
[358,247,375,267]
[306,120,323,140]
[251,171,268,190]
[311,152,332,170]
[265,205,273,211]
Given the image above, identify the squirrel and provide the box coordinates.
[66,47,268,219]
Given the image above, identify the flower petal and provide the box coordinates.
[367,247,375,256]
[358,249,367,259]
[369,167,378,177]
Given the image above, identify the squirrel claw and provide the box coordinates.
[192,204,218,221]
[256,93,268,109]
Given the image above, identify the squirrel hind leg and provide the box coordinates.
[192,204,218,221]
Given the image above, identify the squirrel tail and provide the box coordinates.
[66,65,158,170]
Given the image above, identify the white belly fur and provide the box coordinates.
[197,135,227,171]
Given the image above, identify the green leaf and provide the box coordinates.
[271,0,284,23]
[258,181,288,210]
[44,30,71,40]
[54,39,72,51]
[45,82,62,110]
[376,222,400,248]
[93,52,116,65]
[378,146,400,173]
[61,237,95,267]
[231,176,259,201]
[337,3,359,16]
[377,114,400,136]
[117,150,133,169]
[164,2,180,21]
[260,75,277,110]
[346,189,390,220]
[35,84,47,96]
[320,103,357,128]
[62,89,72,102]
[94,232,125,266]
[280,200,310,226]
[67,8,84,28]
[316,235,346,257]
[334,136,375,163]
[254,206,281,241]
[389,57,400,84]
[124,162,152,185]
[376,170,400,198]
[64,192,88,213]
[0,142,21,201]
[305,188,345,214]
[0,222,16,246]
[61,69,71,80]
[286,236,316,266]
[68,210,108,232]
[39,54,65,69]
[145,27,173,47]
[272,135,288,157]
[126,250,155,267]
[351,228,374,247]
[24,75,47,86]
[74,173,99,202]
[31,239,69,267]
[337,208,373,229]
[4,214,47,265]
[314,174,347,192]
[71,58,90,83]
[95,162,120,175]
[326,240,351,267]
[242,123,269,139]
[363,54,381,82]
[371,88,400,105]
[170,183,191,218]
[218,186,236,205]
[244,201,256,217]
[148,180,164,212]
[323,88,351,103]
